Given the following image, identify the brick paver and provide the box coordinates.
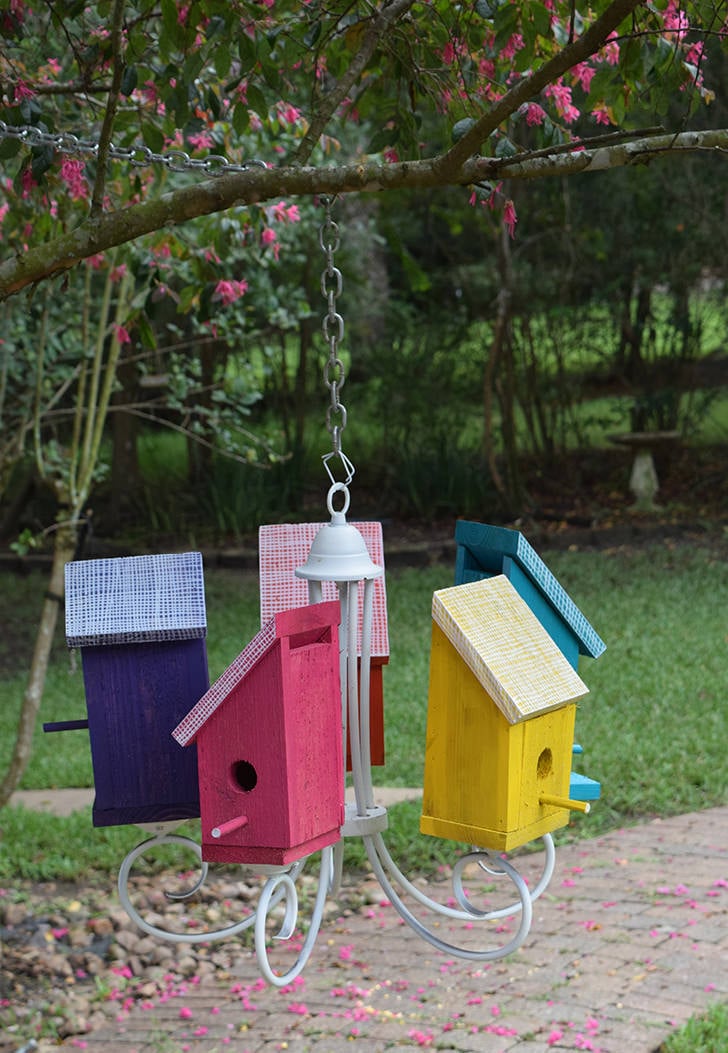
[45,807,728,1053]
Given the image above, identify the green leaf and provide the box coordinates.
[141,122,165,152]
[304,21,322,48]
[495,135,518,158]
[232,102,250,136]
[120,64,138,97]
[475,0,504,18]
[245,84,269,118]
[215,44,231,80]
[452,117,477,142]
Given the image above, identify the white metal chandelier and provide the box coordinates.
[116,198,558,987]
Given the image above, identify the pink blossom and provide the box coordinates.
[188,131,215,151]
[288,1003,308,1015]
[570,63,595,92]
[177,5,189,24]
[60,158,89,201]
[179,1006,193,1020]
[278,104,301,126]
[384,147,400,163]
[114,325,131,345]
[214,278,248,305]
[14,79,35,101]
[547,1029,564,1045]
[524,102,546,126]
[600,31,620,65]
[261,227,277,246]
[499,33,524,61]
[663,1,690,40]
[110,264,127,282]
[21,168,36,199]
[286,204,300,222]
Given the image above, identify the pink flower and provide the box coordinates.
[188,131,215,151]
[14,79,35,101]
[21,168,36,199]
[179,1006,193,1020]
[261,227,277,246]
[384,147,399,163]
[503,199,517,238]
[278,104,301,126]
[571,62,596,92]
[524,102,546,126]
[60,159,89,201]
[499,33,524,61]
[288,1003,308,1014]
[600,30,620,65]
[214,278,248,305]
[547,1029,564,1045]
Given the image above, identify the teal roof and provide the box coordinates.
[454,521,605,660]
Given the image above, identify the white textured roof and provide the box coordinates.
[432,575,588,724]
[65,552,206,647]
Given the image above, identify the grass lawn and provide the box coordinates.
[0,536,727,881]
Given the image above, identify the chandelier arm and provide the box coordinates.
[368,829,555,923]
[345,581,369,816]
[118,834,258,943]
[362,833,533,961]
[254,846,335,987]
[358,576,376,811]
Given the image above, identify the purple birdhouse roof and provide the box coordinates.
[65,552,207,648]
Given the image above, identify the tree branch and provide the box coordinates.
[90,0,127,216]
[2,127,727,302]
[435,0,645,178]
[293,0,417,165]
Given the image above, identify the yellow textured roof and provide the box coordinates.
[432,575,589,724]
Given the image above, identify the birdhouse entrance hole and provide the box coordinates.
[537,748,553,779]
[232,760,258,793]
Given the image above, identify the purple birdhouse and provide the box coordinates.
[61,552,209,828]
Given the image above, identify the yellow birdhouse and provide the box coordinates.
[420,575,590,852]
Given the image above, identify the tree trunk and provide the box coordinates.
[110,351,140,523]
[0,520,76,808]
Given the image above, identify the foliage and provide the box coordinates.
[661,1001,728,1053]
[1,0,726,297]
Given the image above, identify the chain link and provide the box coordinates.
[319,196,350,477]
[0,120,268,176]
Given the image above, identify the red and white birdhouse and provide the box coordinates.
[258,521,389,767]
[173,601,344,867]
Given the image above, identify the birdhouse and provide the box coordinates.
[420,575,590,853]
[454,521,604,802]
[258,522,389,768]
[59,552,208,828]
[173,601,344,867]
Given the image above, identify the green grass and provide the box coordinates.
[1,539,727,880]
[660,1002,728,1052]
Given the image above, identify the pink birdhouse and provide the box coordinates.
[172,601,344,866]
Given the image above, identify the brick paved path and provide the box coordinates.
[48,807,728,1053]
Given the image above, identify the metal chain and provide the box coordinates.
[319,196,352,482]
[0,120,268,177]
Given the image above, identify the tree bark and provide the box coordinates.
[2,129,727,303]
[0,521,76,808]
